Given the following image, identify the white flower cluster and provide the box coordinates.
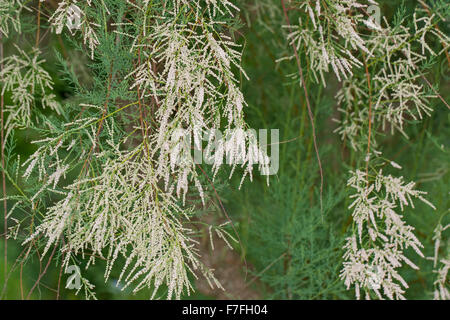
[334,78,370,151]
[48,0,100,59]
[432,223,450,300]
[0,46,61,140]
[433,254,450,300]
[334,7,449,150]
[122,0,270,203]
[282,0,374,86]
[24,142,222,300]
[21,0,263,299]
[340,169,435,299]
[366,13,447,136]
[0,0,23,37]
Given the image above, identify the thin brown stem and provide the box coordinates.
[0,31,7,291]
[36,0,42,48]
[56,238,66,300]
[196,163,248,279]
[20,244,33,300]
[136,46,149,157]
[79,62,114,178]
[26,239,59,299]
[420,74,450,110]
[363,53,373,183]
[243,252,286,289]
[280,0,324,213]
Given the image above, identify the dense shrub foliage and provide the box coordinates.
[0,0,448,300]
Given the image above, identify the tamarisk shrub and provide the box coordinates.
[0,0,448,300]
[265,0,448,300]
[1,0,269,299]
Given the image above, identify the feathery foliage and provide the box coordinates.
[0,0,448,300]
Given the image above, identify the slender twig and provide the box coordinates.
[196,163,248,279]
[363,52,373,183]
[0,31,7,291]
[0,240,32,299]
[79,62,114,178]
[20,244,33,300]
[360,5,450,111]
[35,0,42,48]
[26,239,59,299]
[420,74,450,110]
[56,238,66,300]
[243,252,286,289]
[280,0,324,213]
[418,0,450,68]
[136,45,149,157]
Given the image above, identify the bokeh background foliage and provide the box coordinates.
[0,0,448,299]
